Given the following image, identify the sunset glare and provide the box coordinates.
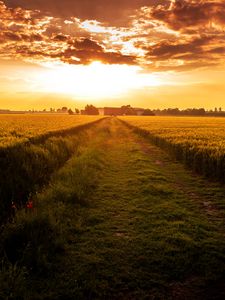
[35,61,162,99]
[0,0,225,109]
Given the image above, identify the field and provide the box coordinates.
[0,114,103,147]
[120,116,225,182]
[1,116,225,299]
[0,114,103,222]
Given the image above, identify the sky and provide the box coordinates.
[0,0,225,110]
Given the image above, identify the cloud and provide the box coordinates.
[72,38,103,51]
[2,31,22,41]
[146,36,214,60]
[5,0,164,26]
[150,0,225,31]
[0,1,137,65]
[52,34,68,42]
[138,34,225,71]
[63,38,136,65]
[0,31,44,43]
[127,0,225,71]
[1,0,225,72]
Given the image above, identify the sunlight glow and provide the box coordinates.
[34,61,162,99]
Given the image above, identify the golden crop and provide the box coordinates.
[120,116,225,181]
[0,114,103,147]
[0,114,103,220]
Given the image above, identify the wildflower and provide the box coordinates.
[26,200,33,209]
[11,201,16,209]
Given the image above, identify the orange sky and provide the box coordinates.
[1,0,225,110]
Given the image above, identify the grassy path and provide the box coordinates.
[3,117,225,299]
[52,118,225,299]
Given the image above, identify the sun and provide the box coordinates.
[34,61,162,99]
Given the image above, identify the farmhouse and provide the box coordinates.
[98,107,148,116]
[98,107,124,116]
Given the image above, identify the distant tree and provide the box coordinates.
[142,109,155,116]
[75,108,80,114]
[121,105,136,115]
[167,108,180,115]
[68,108,74,115]
[62,107,68,113]
[153,107,206,116]
[84,105,99,115]
[198,108,206,115]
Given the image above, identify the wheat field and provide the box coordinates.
[0,114,103,147]
[120,116,225,181]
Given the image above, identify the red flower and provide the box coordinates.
[26,200,33,209]
[11,202,16,209]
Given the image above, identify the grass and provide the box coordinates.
[0,119,109,299]
[119,116,225,182]
[1,117,225,299]
[0,117,105,223]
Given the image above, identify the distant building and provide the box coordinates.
[98,107,147,116]
[98,107,123,116]
[57,107,68,113]
[98,108,105,116]
[134,108,145,116]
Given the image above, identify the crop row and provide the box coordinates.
[0,117,104,223]
[120,116,225,182]
[0,114,102,148]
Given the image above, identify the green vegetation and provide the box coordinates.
[1,117,225,299]
[0,120,108,299]
[0,117,104,223]
[120,116,225,182]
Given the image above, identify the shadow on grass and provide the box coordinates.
[0,142,105,299]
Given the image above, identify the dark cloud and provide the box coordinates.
[139,34,225,71]
[126,0,225,71]
[146,36,215,60]
[52,34,68,42]
[208,47,225,55]
[0,1,42,25]
[0,30,44,43]
[63,38,136,65]
[1,0,225,72]
[2,31,22,41]
[151,0,225,31]
[72,38,103,51]
[147,60,219,72]
[63,50,136,65]
[5,0,164,26]
[0,2,137,65]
